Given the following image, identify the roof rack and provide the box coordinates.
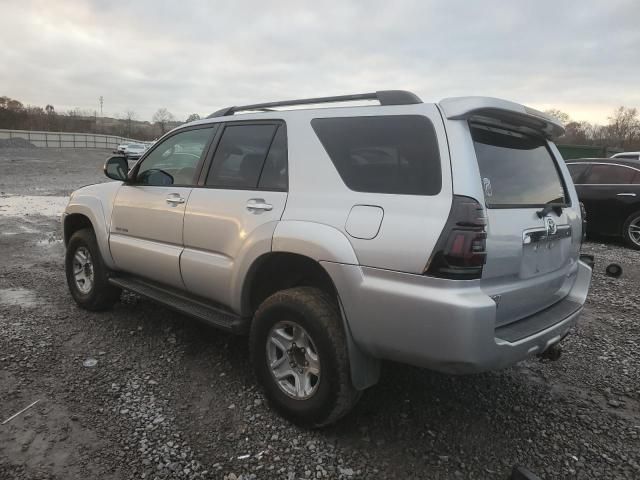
[207,90,422,118]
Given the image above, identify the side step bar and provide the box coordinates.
[108,276,250,334]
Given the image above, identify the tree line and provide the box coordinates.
[0,96,202,141]
[544,106,640,150]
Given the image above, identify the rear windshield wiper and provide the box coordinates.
[536,202,564,218]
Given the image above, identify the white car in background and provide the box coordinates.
[123,143,147,161]
[114,144,129,154]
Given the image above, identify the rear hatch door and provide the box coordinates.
[471,123,580,326]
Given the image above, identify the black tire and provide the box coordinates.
[65,228,121,310]
[249,287,361,428]
[622,211,640,250]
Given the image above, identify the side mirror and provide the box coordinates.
[104,156,129,181]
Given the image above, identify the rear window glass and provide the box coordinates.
[206,124,278,189]
[311,115,441,195]
[471,125,567,207]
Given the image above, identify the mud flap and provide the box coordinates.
[337,297,380,390]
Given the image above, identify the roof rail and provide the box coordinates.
[206,90,422,118]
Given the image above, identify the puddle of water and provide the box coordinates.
[0,195,69,218]
[0,288,40,307]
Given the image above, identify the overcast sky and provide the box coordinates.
[1,0,638,124]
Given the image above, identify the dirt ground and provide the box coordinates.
[0,147,639,480]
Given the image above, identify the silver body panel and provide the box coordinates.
[64,95,592,379]
[324,259,591,373]
[181,189,288,307]
[109,185,192,289]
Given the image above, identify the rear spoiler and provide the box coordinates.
[438,96,565,138]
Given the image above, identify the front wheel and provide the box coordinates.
[249,287,361,428]
[65,228,121,310]
[623,211,640,250]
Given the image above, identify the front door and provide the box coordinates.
[181,122,288,308]
[109,126,217,288]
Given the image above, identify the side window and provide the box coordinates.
[258,125,288,191]
[567,163,589,183]
[583,164,635,184]
[633,172,640,184]
[137,127,215,186]
[205,124,278,189]
[311,115,441,195]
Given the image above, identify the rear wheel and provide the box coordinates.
[65,228,121,310]
[249,287,361,428]
[623,212,640,250]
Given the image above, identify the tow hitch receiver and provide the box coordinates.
[537,342,562,361]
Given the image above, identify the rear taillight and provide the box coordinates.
[424,195,487,280]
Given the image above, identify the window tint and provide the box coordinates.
[258,125,288,190]
[567,163,589,183]
[206,124,278,189]
[137,127,215,186]
[633,172,640,185]
[311,115,441,195]
[583,164,635,184]
[472,125,567,207]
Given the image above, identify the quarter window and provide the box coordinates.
[311,115,442,195]
[206,124,280,189]
[136,127,215,186]
[583,165,635,184]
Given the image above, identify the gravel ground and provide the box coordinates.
[0,148,638,479]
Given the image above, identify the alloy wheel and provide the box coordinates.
[266,321,321,400]
[73,246,94,294]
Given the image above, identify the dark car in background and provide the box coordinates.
[566,158,640,249]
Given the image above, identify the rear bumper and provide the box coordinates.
[322,259,592,374]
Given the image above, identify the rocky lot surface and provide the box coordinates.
[0,148,639,479]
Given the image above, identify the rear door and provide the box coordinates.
[471,124,581,326]
[180,122,288,307]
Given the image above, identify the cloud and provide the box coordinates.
[0,0,638,123]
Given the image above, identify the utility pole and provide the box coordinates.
[99,96,104,116]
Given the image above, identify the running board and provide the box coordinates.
[108,276,249,334]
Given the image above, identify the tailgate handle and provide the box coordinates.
[523,225,572,244]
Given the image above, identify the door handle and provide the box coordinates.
[246,199,273,212]
[166,194,185,205]
[617,193,637,197]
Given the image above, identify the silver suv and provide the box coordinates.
[63,91,592,426]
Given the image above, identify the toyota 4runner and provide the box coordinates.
[63,91,593,427]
